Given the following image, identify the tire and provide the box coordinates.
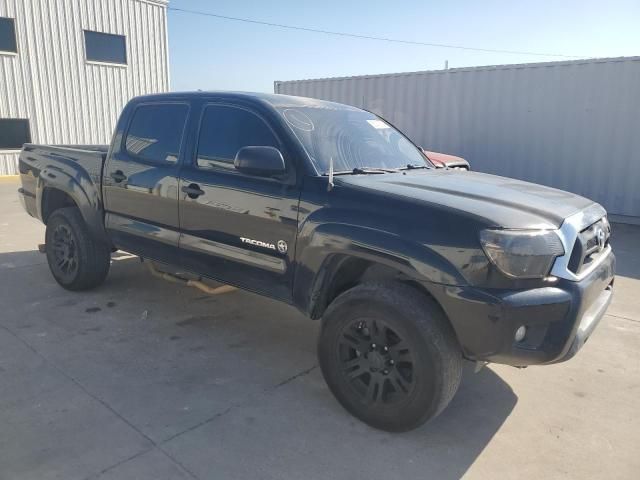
[45,207,111,291]
[318,282,462,432]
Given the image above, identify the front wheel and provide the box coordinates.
[45,207,111,291]
[318,282,462,432]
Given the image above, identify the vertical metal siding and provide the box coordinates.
[0,0,169,175]
[275,57,640,218]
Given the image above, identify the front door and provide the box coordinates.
[103,102,190,263]
[179,103,299,301]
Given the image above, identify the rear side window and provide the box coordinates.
[125,104,188,163]
[0,17,17,54]
[197,105,279,170]
[0,119,31,149]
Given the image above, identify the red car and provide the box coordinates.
[421,148,470,170]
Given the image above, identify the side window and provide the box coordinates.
[197,105,279,170]
[125,104,188,163]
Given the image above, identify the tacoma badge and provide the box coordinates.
[240,237,276,250]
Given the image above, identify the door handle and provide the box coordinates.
[110,170,127,183]
[182,183,205,199]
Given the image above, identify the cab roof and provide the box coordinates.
[131,91,360,111]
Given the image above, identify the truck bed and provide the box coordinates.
[18,144,109,221]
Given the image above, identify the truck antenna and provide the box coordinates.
[327,156,335,191]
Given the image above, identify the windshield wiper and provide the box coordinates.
[399,163,431,170]
[355,167,398,173]
[323,167,391,176]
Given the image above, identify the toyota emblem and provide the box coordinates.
[277,240,288,254]
[595,227,606,250]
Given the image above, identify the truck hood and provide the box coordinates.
[336,169,597,229]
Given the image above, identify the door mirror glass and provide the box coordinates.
[234,146,285,178]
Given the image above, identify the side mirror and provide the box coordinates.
[234,146,286,178]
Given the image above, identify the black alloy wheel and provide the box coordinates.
[45,207,111,291]
[318,282,463,432]
[339,318,415,406]
[50,223,79,281]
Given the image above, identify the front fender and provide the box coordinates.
[293,222,466,317]
[36,166,106,241]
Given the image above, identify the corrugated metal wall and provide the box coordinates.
[0,0,169,175]
[275,57,640,219]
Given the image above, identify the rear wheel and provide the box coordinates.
[318,282,462,432]
[45,207,111,291]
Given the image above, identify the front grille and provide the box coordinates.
[568,217,611,274]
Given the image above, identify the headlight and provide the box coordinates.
[479,229,564,279]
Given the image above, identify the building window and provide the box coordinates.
[0,17,17,53]
[84,30,126,64]
[124,104,189,163]
[0,119,31,150]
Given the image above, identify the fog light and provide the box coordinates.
[515,325,527,342]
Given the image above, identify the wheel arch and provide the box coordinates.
[306,253,448,319]
[41,187,78,223]
[37,169,108,243]
[294,223,466,320]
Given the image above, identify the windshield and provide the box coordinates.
[277,106,429,174]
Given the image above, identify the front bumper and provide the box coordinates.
[428,250,615,366]
[555,280,612,363]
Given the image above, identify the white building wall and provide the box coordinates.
[275,57,640,220]
[0,0,170,175]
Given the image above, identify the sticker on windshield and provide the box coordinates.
[367,119,390,129]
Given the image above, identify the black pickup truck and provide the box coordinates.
[18,92,615,432]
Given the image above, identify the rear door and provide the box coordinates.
[178,102,299,301]
[103,102,189,262]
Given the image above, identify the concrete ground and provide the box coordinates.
[0,176,639,480]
